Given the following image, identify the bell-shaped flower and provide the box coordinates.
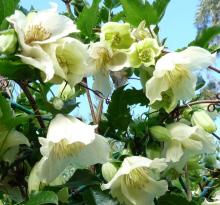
[88,42,129,96]
[163,122,216,172]
[34,114,110,183]
[129,38,162,68]
[7,3,78,81]
[202,190,220,205]
[101,156,168,205]
[42,37,89,86]
[145,46,215,112]
[100,22,134,50]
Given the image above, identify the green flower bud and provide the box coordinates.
[0,29,17,54]
[101,162,118,182]
[191,110,217,133]
[150,126,171,142]
[52,97,64,110]
[58,82,75,101]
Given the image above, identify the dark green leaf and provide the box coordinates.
[0,0,19,30]
[196,75,206,90]
[77,0,101,37]
[105,86,148,132]
[24,191,58,205]
[66,169,100,188]
[158,193,198,205]
[82,186,118,205]
[104,0,120,9]
[153,0,170,21]
[0,59,40,81]
[119,0,158,26]
[189,26,220,48]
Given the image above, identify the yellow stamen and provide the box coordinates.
[52,139,85,159]
[25,24,51,44]
[123,167,149,189]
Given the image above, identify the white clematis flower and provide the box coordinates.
[7,3,78,81]
[202,190,220,205]
[101,156,168,205]
[163,122,216,172]
[89,42,129,96]
[145,46,215,112]
[35,114,110,184]
[42,37,89,86]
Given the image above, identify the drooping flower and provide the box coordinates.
[202,190,220,205]
[88,42,129,96]
[101,156,168,205]
[42,37,89,86]
[7,3,78,81]
[100,22,134,50]
[129,38,162,68]
[33,114,110,184]
[145,46,215,112]
[162,122,215,172]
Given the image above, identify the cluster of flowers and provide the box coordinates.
[0,4,218,205]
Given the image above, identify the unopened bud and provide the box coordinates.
[101,162,118,182]
[0,29,17,54]
[52,97,64,110]
[150,126,171,142]
[58,82,75,101]
[191,110,217,133]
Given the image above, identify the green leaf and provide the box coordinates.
[119,0,158,26]
[158,193,198,205]
[105,86,148,132]
[66,169,100,188]
[0,59,40,81]
[196,75,206,90]
[152,0,170,21]
[189,26,220,48]
[104,0,120,9]
[24,191,58,205]
[0,0,19,30]
[77,0,101,37]
[82,186,118,205]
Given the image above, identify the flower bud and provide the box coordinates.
[150,126,171,142]
[191,110,217,133]
[58,82,75,101]
[0,29,17,54]
[52,97,64,110]
[101,162,118,182]
[145,144,161,159]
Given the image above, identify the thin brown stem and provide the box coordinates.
[180,99,220,107]
[62,0,73,15]
[96,100,103,131]
[17,81,46,129]
[83,78,97,124]
[208,65,220,74]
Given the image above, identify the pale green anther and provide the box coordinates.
[191,110,217,133]
[102,162,118,182]
[0,29,17,54]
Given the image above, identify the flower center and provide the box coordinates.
[123,167,149,189]
[105,32,121,48]
[165,65,190,88]
[95,47,111,70]
[138,48,152,62]
[52,139,85,159]
[25,24,51,44]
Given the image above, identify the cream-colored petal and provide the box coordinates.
[46,114,96,144]
[179,46,216,70]
[109,52,129,71]
[93,72,113,97]
[145,76,170,104]
[165,140,183,162]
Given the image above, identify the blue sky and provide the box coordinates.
[19,0,202,121]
